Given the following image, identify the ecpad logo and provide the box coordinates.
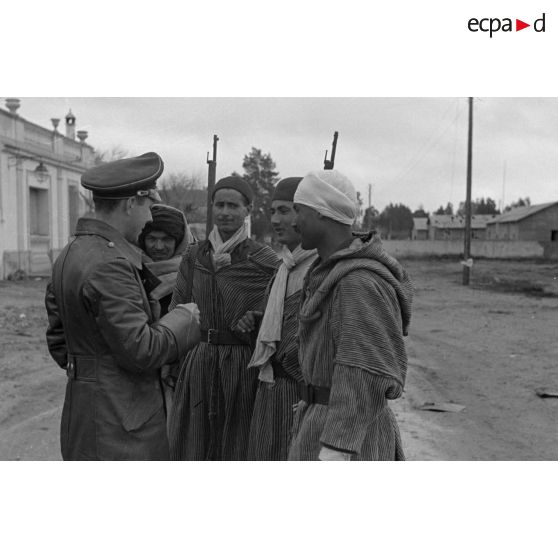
[468,13,546,37]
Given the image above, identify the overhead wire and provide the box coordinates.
[384,99,465,192]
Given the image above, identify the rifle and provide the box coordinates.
[205,134,219,237]
[323,131,339,170]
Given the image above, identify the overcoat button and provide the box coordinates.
[108,242,115,247]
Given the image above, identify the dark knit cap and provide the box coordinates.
[82,152,164,199]
[272,177,303,202]
[138,204,185,249]
[212,175,254,204]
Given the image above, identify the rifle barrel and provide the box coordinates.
[324,131,339,170]
[206,135,219,237]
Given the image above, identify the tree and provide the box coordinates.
[377,203,414,239]
[361,206,380,231]
[504,197,531,213]
[93,145,130,166]
[434,202,453,215]
[158,172,205,221]
[457,197,500,216]
[238,147,280,240]
[413,205,429,218]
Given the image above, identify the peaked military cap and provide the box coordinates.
[82,152,164,199]
[212,175,254,204]
[272,176,303,202]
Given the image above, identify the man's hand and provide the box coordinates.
[235,310,263,334]
[319,446,352,461]
[175,302,200,324]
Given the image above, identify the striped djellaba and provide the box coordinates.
[168,239,279,460]
[288,234,413,461]
[247,291,304,460]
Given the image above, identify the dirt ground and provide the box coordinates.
[1,257,557,461]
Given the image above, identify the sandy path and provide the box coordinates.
[393,258,558,460]
[1,258,557,461]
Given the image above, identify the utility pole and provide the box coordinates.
[205,134,219,237]
[462,97,473,286]
[501,160,507,212]
[368,183,372,207]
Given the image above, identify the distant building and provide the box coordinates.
[412,217,429,240]
[0,98,95,278]
[486,202,558,241]
[429,214,496,241]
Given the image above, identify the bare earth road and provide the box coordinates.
[1,258,557,461]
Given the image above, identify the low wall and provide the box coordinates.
[2,240,555,278]
[2,249,63,279]
[2,250,31,279]
[382,240,548,259]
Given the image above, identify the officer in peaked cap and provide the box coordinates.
[82,151,164,201]
[45,152,201,461]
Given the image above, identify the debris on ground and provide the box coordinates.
[419,402,466,413]
[534,388,558,399]
[7,269,28,281]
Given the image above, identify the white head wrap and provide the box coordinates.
[293,170,358,225]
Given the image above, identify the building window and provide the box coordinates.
[29,187,49,236]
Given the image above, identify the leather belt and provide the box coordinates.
[201,329,249,345]
[271,359,289,379]
[65,355,97,381]
[298,383,330,405]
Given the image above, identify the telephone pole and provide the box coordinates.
[501,160,507,212]
[462,97,473,286]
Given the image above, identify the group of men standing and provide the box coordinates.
[45,151,413,461]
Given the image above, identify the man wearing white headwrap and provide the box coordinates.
[288,170,414,461]
[236,177,317,460]
[293,169,358,226]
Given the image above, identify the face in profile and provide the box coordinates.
[293,203,322,250]
[144,230,177,261]
[270,200,301,250]
[212,188,251,238]
[128,196,155,244]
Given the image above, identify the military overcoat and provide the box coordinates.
[45,218,195,460]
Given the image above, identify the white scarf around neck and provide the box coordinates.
[248,244,316,383]
[208,222,249,270]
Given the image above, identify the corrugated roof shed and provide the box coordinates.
[486,202,558,224]
[431,214,496,229]
[413,217,429,231]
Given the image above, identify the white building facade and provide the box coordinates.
[0,98,95,278]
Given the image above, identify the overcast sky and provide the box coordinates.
[14,97,558,213]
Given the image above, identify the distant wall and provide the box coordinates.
[382,240,548,259]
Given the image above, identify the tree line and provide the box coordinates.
[93,145,532,241]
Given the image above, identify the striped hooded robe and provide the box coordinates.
[288,234,413,461]
[247,251,317,461]
[168,238,279,460]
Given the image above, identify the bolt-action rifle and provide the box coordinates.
[323,131,339,170]
[205,134,219,237]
